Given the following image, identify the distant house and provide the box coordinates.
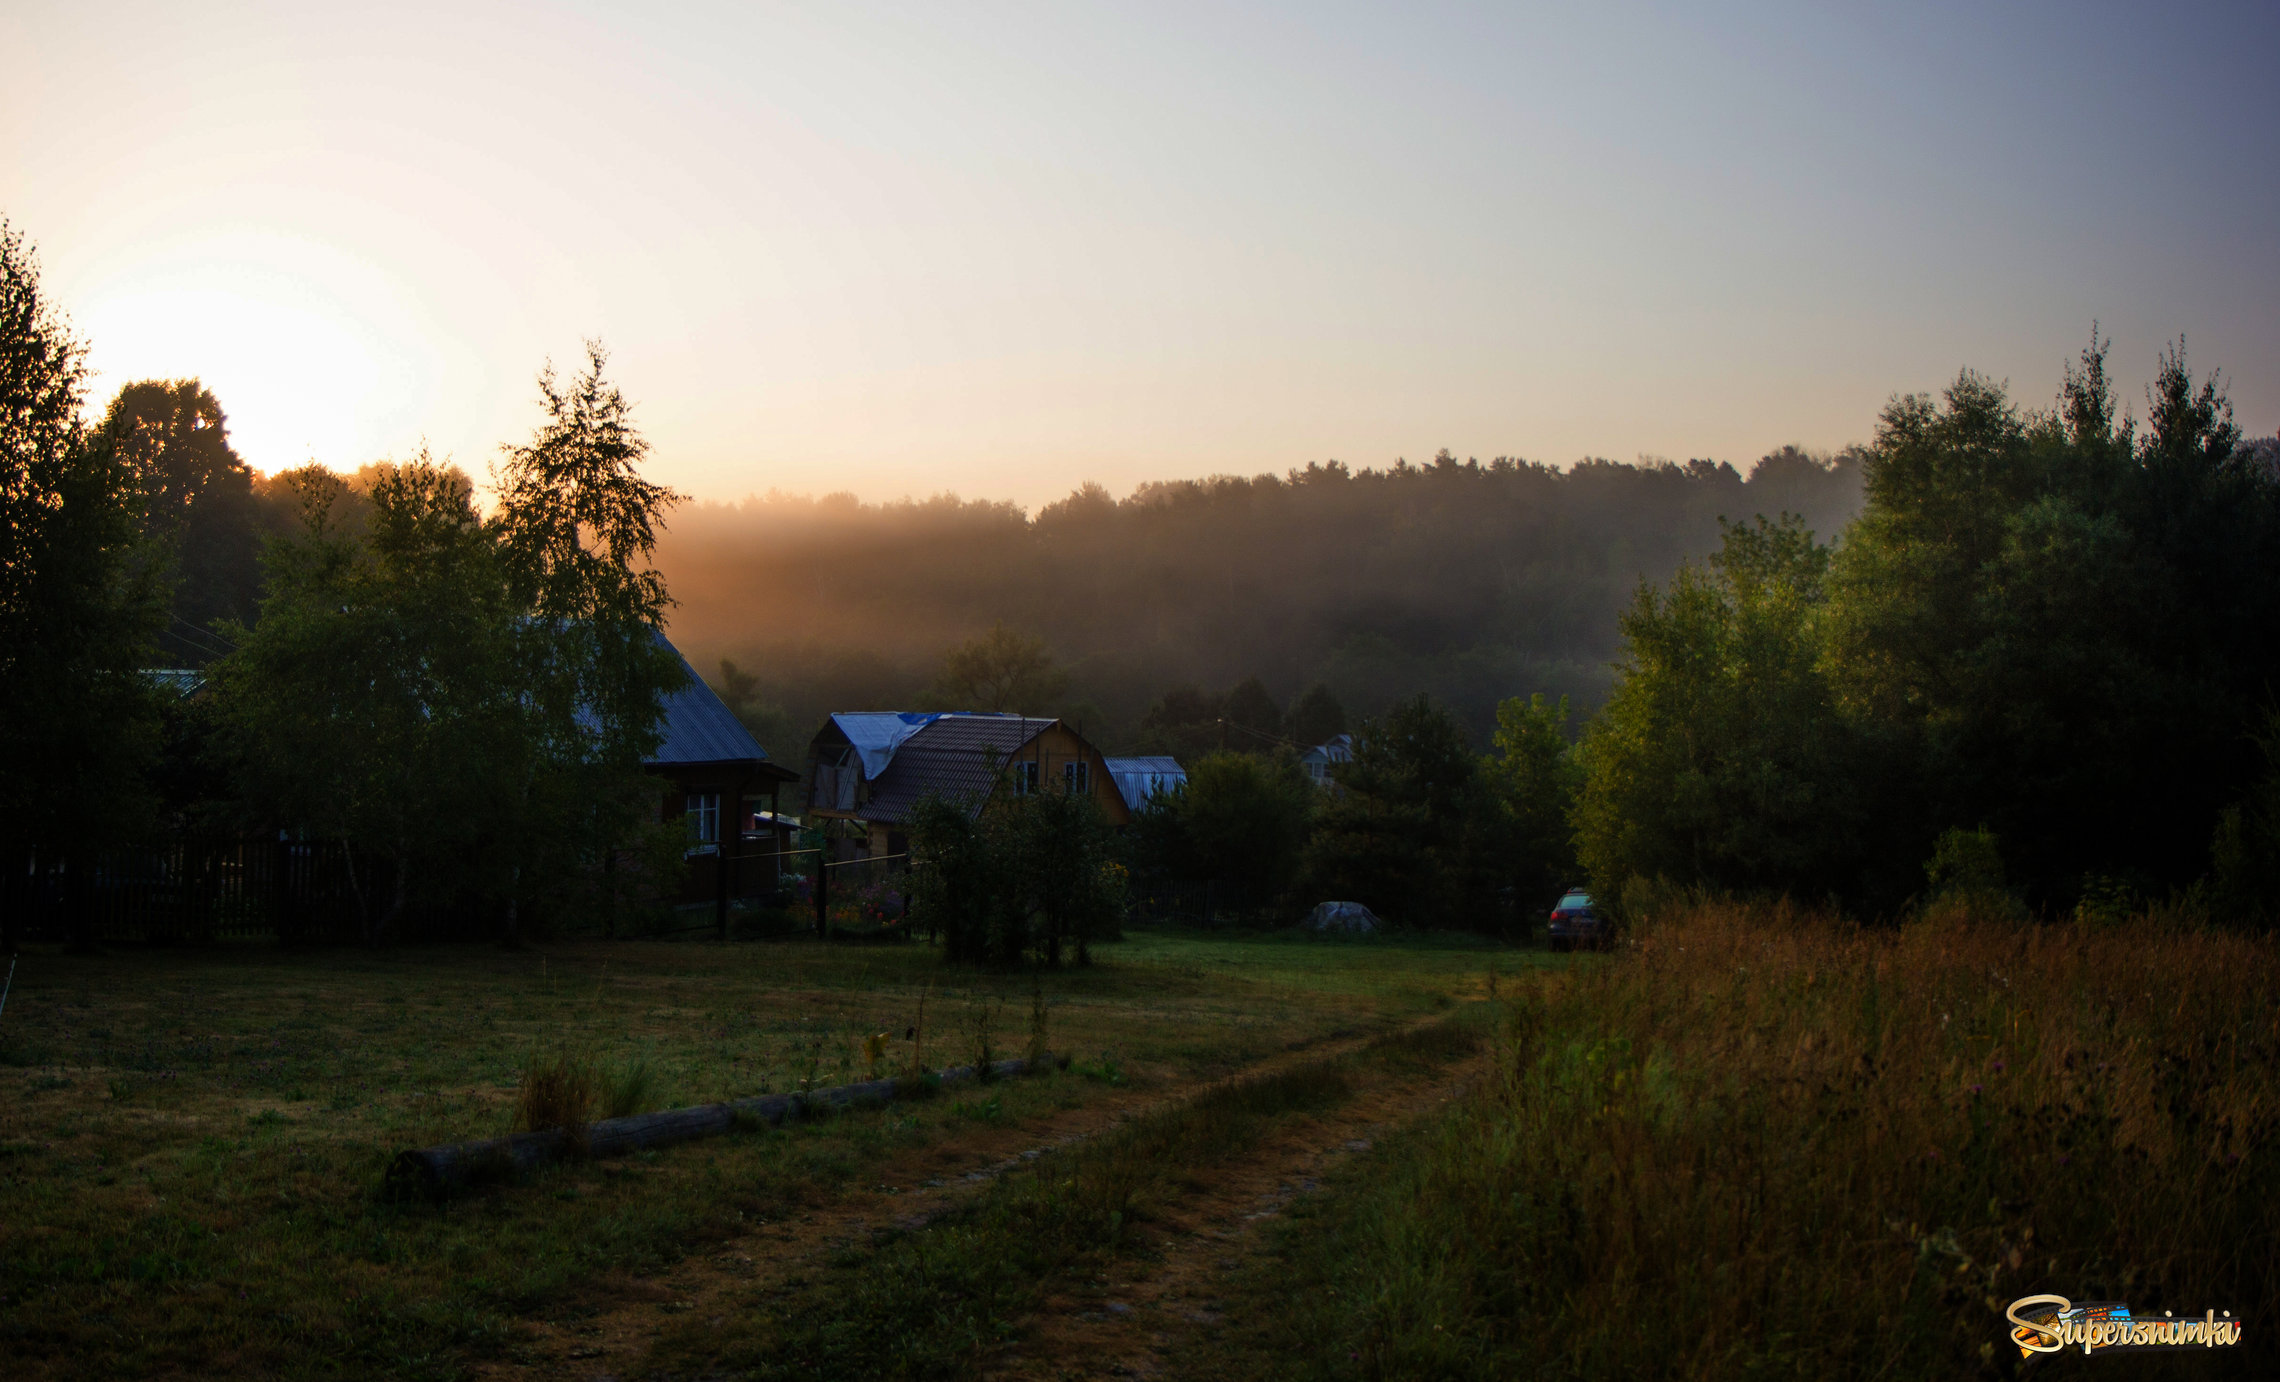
[644,639,799,910]
[805,712,1130,858]
[1298,733,1353,789]
[1104,755,1187,812]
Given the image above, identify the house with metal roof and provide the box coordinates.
[1298,733,1354,789]
[645,638,799,919]
[1103,756,1187,812]
[805,711,1130,859]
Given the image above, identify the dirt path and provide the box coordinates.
[472,1022,1441,1381]
[983,1045,1494,1381]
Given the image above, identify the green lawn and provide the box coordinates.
[0,927,1535,1380]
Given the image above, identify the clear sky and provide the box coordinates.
[6,1,2275,508]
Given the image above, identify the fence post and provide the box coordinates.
[814,845,829,940]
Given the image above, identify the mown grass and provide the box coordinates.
[1181,902,2278,1380]
[0,928,1525,1379]
[652,1016,1486,1381]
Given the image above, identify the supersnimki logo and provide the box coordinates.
[2006,1295,2243,1358]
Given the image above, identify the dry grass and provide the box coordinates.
[1194,901,2279,1379]
[513,1052,596,1138]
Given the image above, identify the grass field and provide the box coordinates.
[0,928,1524,1380]
[16,907,2267,1381]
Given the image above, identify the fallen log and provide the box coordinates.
[385,1056,1043,1199]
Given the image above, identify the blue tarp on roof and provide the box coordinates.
[646,639,772,767]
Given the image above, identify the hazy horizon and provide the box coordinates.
[8,1,2276,509]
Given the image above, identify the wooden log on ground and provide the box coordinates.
[385,1056,1040,1199]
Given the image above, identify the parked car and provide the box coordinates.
[1547,888,1603,952]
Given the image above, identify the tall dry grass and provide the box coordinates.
[1282,902,2278,1378]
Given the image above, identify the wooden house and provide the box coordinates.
[804,712,1129,858]
[646,642,799,917]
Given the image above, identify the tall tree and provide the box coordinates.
[100,378,262,643]
[1574,515,1862,902]
[1481,692,1584,907]
[489,341,686,939]
[0,221,165,950]
[929,622,1068,713]
[1298,695,1497,925]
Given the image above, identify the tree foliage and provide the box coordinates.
[100,377,264,642]
[927,622,1069,714]
[209,347,687,941]
[1481,692,1584,907]
[0,220,165,924]
[1128,751,1316,915]
[1297,695,1505,926]
[1576,332,2280,916]
[908,772,1124,966]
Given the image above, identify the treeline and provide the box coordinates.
[662,444,1866,751]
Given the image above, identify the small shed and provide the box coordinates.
[1104,756,1187,812]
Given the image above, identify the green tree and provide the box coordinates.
[1574,515,1860,902]
[908,768,1124,966]
[929,622,1068,713]
[1222,676,1282,746]
[1286,682,1347,747]
[1298,695,1493,926]
[100,378,262,641]
[1482,692,1583,908]
[1138,750,1316,915]
[1003,781,1124,965]
[212,459,516,941]
[488,342,687,940]
[1824,336,2278,905]
[0,221,165,951]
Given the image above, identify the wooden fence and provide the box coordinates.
[11,837,361,946]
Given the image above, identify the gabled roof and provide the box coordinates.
[856,715,1058,823]
[1104,756,1186,811]
[646,637,783,772]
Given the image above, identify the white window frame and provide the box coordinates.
[685,792,720,853]
[1063,760,1089,795]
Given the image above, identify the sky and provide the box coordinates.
[6,1,2275,509]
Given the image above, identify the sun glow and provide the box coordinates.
[72,231,449,475]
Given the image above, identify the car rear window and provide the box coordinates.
[1557,892,1592,909]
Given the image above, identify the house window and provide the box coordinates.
[1010,761,1040,795]
[686,792,720,851]
[1063,760,1089,795]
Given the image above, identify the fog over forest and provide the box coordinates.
[657,447,1865,753]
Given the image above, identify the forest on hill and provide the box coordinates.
[657,447,1865,752]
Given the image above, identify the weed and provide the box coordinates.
[1069,1056,1124,1086]
[1025,972,1050,1067]
[515,1052,595,1141]
[964,992,1004,1078]
[858,1030,889,1080]
[950,1094,1006,1125]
